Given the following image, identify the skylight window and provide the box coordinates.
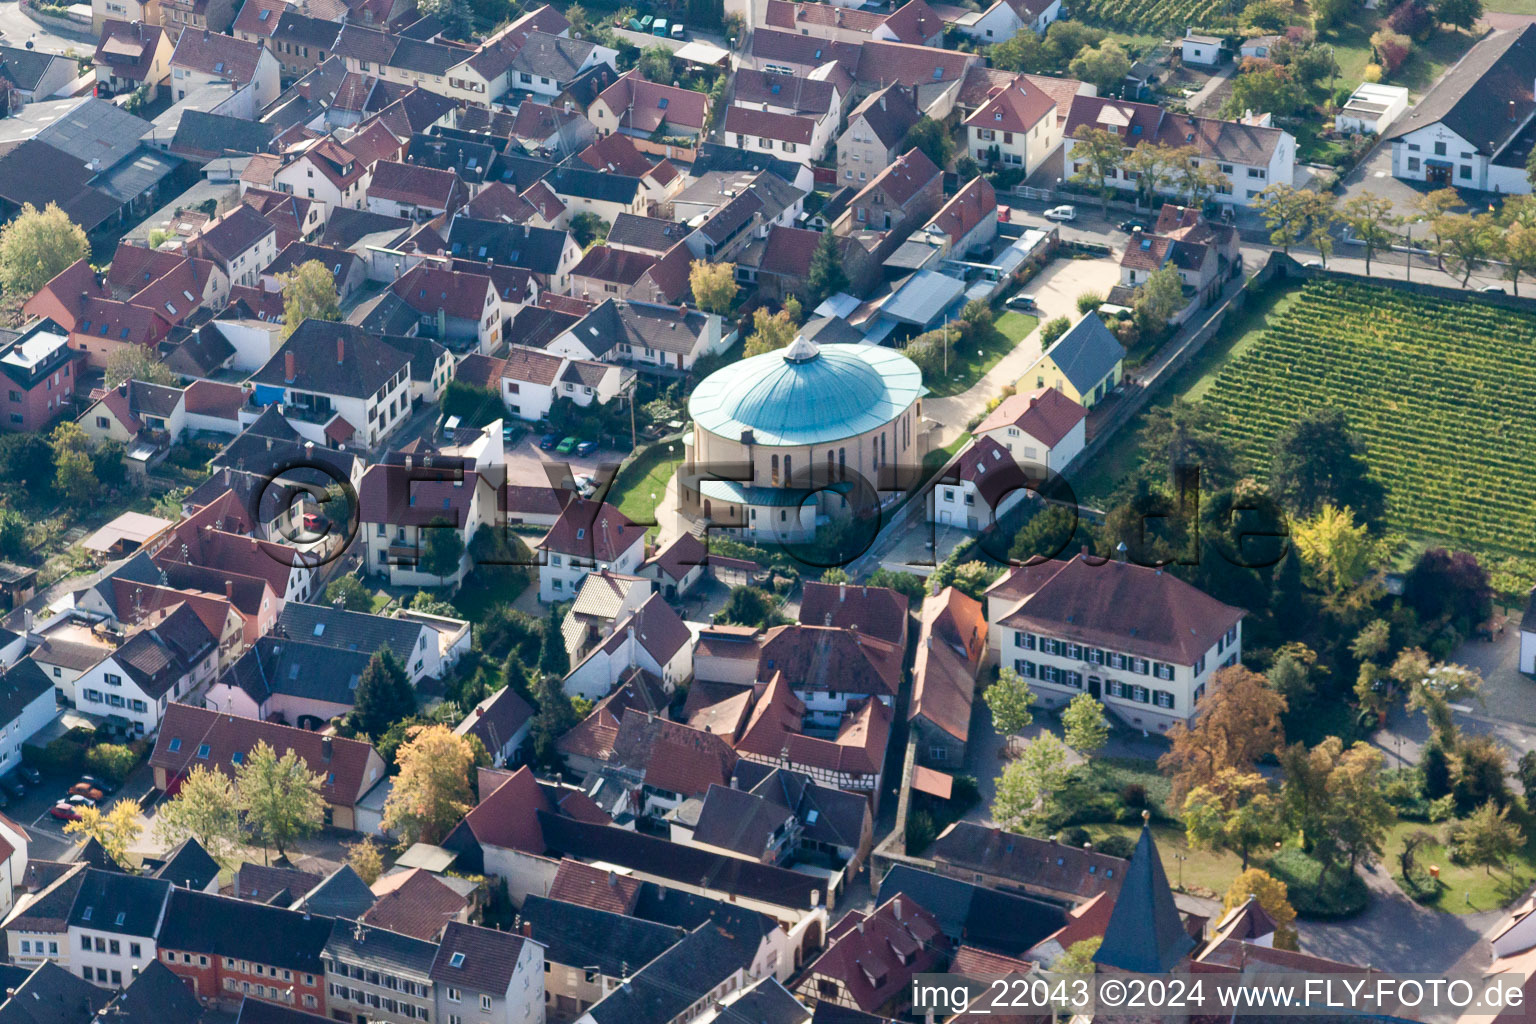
[259,7,270,18]
[168,738,182,753]
[214,61,225,73]
[932,67,943,79]
[313,623,325,637]
[197,743,210,758]
[81,907,92,921]
[232,752,244,764]
[115,912,125,926]
[658,97,668,109]
[449,952,465,968]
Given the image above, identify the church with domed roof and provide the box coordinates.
[675,335,931,542]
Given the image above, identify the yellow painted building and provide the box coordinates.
[1019,312,1126,408]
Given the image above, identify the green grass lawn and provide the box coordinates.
[1487,0,1536,13]
[608,441,684,535]
[922,313,1039,399]
[1065,282,1298,506]
[1323,9,1481,98]
[1087,822,1246,898]
[450,566,532,621]
[1385,818,1536,914]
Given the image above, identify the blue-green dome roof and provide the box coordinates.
[688,338,925,447]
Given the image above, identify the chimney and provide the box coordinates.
[1512,99,1519,122]
[321,735,333,761]
[608,870,618,887]
[225,580,234,599]
[284,350,296,382]
[337,336,345,364]
[894,898,902,919]
[405,455,413,470]
[839,581,846,602]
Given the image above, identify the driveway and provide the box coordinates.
[922,255,1122,444]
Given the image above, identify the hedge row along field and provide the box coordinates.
[1075,0,1235,35]
[1202,279,1536,557]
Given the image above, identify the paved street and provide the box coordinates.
[0,0,92,56]
[923,255,1121,447]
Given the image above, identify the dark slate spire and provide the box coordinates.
[1093,814,1194,973]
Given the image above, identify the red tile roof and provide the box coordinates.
[392,263,494,320]
[856,146,941,209]
[362,868,470,940]
[973,385,1086,445]
[758,623,903,697]
[763,0,888,33]
[909,586,984,741]
[798,580,909,648]
[571,245,657,288]
[995,555,1245,664]
[804,897,948,1013]
[578,132,653,177]
[546,857,640,915]
[368,159,460,209]
[460,765,552,852]
[537,499,641,562]
[965,79,1057,134]
[500,345,564,386]
[556,668,668,762]
[170,26,264,83]
[611,708,738,799]
[736,674,891,775]
[758,225,822,279]
[855,39,976,88]
[928,175,996,244]
[724,105,815,145]
[150,703,382,805]
[597,70,710,133]
[357,463,479,527]
[883,0,945,42]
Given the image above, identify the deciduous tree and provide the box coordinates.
[1281,737,1393,872]
[1253,185,1330,254]
[50,421,97,503]
[1268,408,1385,523]
[64,798,143,870]
[1293,503,1377,594]
[1068,39,1131,93]
[1061,693,1108,755]
[345,837,384,885]
[984,666,1036,743]
[1133,263,1185,332]
[382,725,476,846]
[105,345,177,386]
[418,517,466,582]
[1223,869,1299,949]
[324,575,374,612]
[279,260,341,338]
[1183,770,1282,869]
[1339,194,1399,273]
[1449,800,1523,874]
[0,202,88,299]
[1435,212,1494,285]
[152,764,243,861]
[1160,666,1287,803]
[235,741,326,859]
[1068,127,1123,216]
[689,260,738,314]
[744,305,797,356]
[992,732,1070,829]
[902,117,955,170]
[1434,0,1482,30]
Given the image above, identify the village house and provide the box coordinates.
[965,75,1061,177]
[1062,95,1295,207]
[536,499,646,602]
[909,586,987,766]
[150,703,387,830]
[561,594,694,699]
[169,28,281,114]
[1018,312,1125,409]
[0,320,80,433]
[972,385,1088,472]
[358,460,488,589]
[987,552,1245,731]
[94,21,175,101]
[589,70,711,141]
[947,0,1062,41]
[795,897,948,1017]
[245,321,414,447]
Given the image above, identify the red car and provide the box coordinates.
[49,801,81,822]
[302,511,322,531]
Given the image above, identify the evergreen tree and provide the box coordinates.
[806,232,847,307]
[354,648,416,738]
[538,609,570,678]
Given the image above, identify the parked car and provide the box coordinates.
[1481,285,1507,294]
[575,440,599,457]
[17,765,40,785]
[1005,294,1037,312]
[50,801,81,822]
[2,776,24,799]
[1044,205,1077,221]
[652,17,668,34]
[539,432,561,450]
[503,422,517,441]
[1118,219,1148,233]
[670,22,685,37]
[555,436,580,454]
[70,782,104,800]
[78,774,115,794]
[573,474,597,498]
[302,511,322,532]
[638,13,654,30]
